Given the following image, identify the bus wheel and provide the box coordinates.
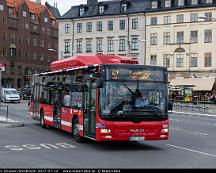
[72,118,83,143]
[40,110,48,129]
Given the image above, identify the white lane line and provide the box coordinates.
[167,144,216,158]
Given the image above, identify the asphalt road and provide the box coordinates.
[0,100,216,168]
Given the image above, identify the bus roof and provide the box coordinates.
[50,54,138,71]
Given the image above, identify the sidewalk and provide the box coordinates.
[170,103,216,118]
[0,115,24,128]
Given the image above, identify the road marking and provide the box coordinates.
[4,142,76,151]
[170,127,208,137]
[167,144,216,158]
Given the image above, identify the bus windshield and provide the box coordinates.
[99,81,167,119]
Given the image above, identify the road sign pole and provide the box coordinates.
[0,69,2,108]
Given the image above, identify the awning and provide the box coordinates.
[169,78,215,91]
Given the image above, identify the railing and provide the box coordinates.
[170,99,216,114]
[0,105,9,123]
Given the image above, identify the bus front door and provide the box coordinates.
[83,80,96,138]
[53,89,62,128]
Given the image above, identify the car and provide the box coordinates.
[21,87,31,100]
[1,88,21,103]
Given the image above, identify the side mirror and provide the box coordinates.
[96,79,104,88]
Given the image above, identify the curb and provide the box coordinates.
[0,116,24,128]
[170,110,216,118]
[0,121,24,128]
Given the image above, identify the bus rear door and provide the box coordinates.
[83,79,96,139]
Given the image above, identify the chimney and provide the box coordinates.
[87,0,98,4]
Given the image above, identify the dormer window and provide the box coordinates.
[0,4,4,11]
[122,3,127,12]
[99,5,104,14]
[151,1,158,9]
[164,0,171,7]
[80,7,85,16]
[178,0,184,6]
[8,7,13,15]
[31,14,36,22]
[206,0,213,3]
[191,0,198,5]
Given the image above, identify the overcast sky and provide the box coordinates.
[41,0,109,16]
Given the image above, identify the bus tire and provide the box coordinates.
[72,117,84,143]
[40,110,48,129]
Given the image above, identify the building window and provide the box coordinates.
[121,3,127,12]
[98,5,104,14]
[150,55,157,65]
[31,14,36,22]
[0,4,3,11]
[2,48,6,57]
[163,54,170,68]
[120,20,125,30]
[80,7,85,16]
[77,23,82,33]
[151,1,158,9]
[108,21,113,31]
[119,39,126,51]
[65,24,70,34]
[51,20,56,27]
[132,18,138,29]
[164,16,171,24]
[33,38,37,46]
[204,53,212,67]
[44,17,48,23]
[191,0,198,5]
[165,0,171,7]
[176,54,184,67]
[76,40,82,53]
[97,21,102,31]
[190,53,198,67]
[163,32,170,45]
[86,22,92,32]
[107,39,114,52]
[177,31,184,44]
[40,40,44,47]
[204,29,212,43]
[205,0,213,4]
[96,39,103,52]
[176,14,184,23]
[33,53,37,61]
[190,13,198,22]
[151,17,157,25]
[131,38,138,50]
[178,0,185,6]
[8,8,13,15]
[22,11,26,17]
[191,31,198,43]
[150,33,157,45]
[64,41,70,53]
[86,40,92,53]
[204,12,212,21]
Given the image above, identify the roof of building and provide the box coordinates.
[170,78,216,91]
[6,0,60,21]
[60,0,216,20]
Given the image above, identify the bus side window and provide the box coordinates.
[71,84,83,109]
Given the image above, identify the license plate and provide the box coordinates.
[129,136,145,141]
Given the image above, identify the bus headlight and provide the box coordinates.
[100,129,111,133]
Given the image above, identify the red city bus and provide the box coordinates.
[29,55,169,142]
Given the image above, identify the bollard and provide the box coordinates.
[6,106,8,123]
